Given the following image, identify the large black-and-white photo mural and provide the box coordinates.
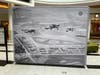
[13,7,89,66]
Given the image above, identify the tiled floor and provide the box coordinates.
[0,45,100,75]
[0,64,100,75]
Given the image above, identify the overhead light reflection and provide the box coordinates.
[96,14,99,18]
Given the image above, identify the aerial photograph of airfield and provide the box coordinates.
[13,7,88,65]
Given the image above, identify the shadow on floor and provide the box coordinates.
[0,60,13,66]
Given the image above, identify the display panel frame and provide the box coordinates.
[13,6,89,67]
